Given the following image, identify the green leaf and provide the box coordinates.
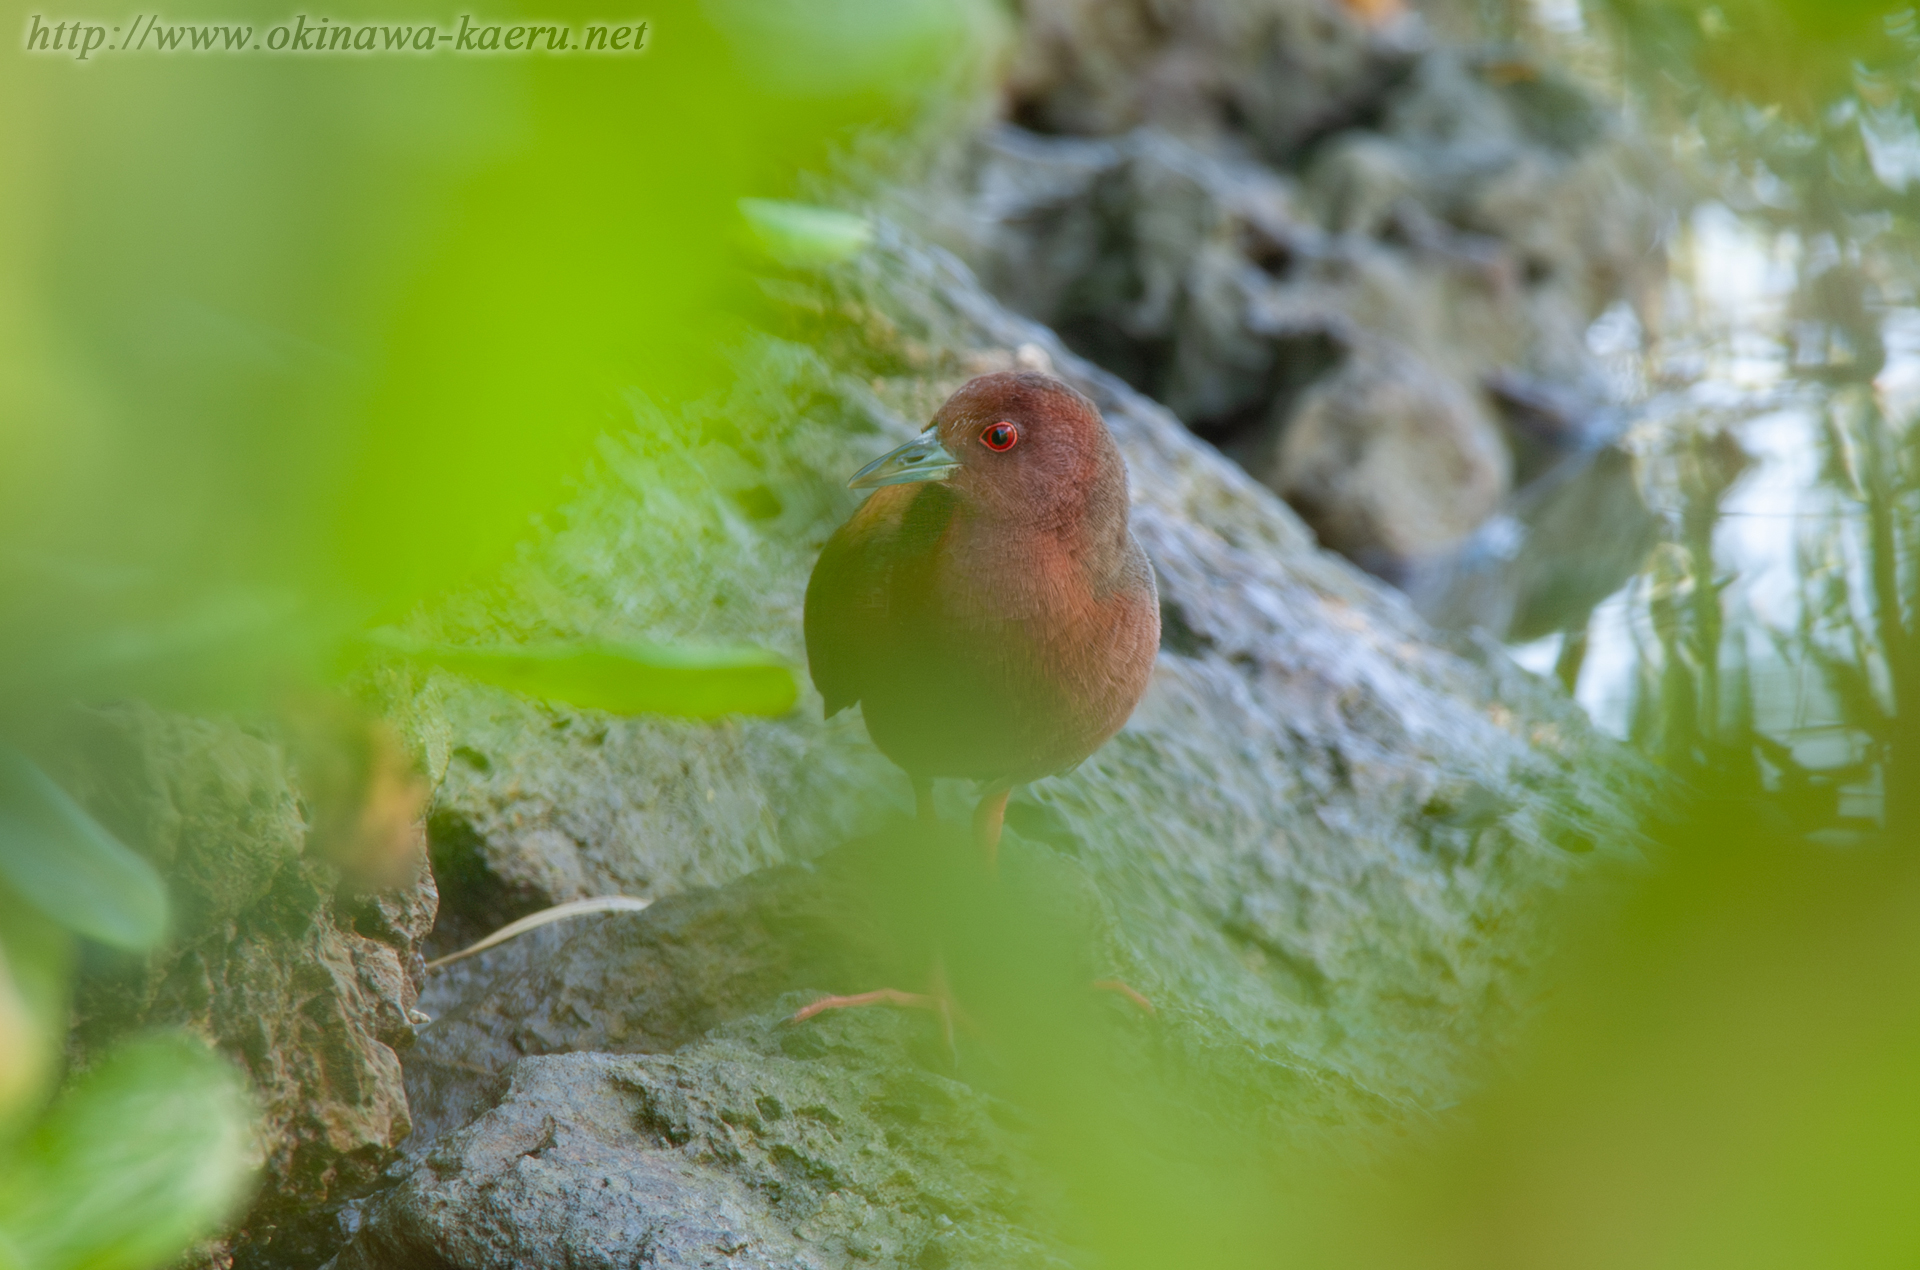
[708,0,1005,100]
[738,199,873,267]
[0,752,168,952]
[367,631,799,718]
[0,894,75,1134]
[0,1032,258,1270]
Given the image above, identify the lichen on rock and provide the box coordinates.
[319,213,1647,1267]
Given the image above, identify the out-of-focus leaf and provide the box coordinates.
[0,1032,257,1270]
[739,199,874,266]
[1600,0,1896,117]
[0,953,33,1129]
[0,751,167,951]
[1303,794,1920,1270]
[0,892,71,1137]
[705,0,1005,100]
[367,631,798,719]
[4,586,316,721]
[3,0,1003,718]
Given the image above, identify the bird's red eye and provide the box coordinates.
[981,422,1018,452]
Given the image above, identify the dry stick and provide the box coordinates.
[423,896,653,970]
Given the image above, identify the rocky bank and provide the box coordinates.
[50,3,1664,1267]
[325,219,1640,1267]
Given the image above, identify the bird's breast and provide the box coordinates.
[862,512,1158,784]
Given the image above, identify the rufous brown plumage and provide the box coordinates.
[805,371,1160,850]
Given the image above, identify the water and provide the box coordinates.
[1511,198,1911,805]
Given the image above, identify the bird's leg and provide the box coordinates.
[1092,978,1156,1014]
[912,775,937,825]
[972,782,1014,869]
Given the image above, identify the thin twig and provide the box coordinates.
[423,895,653,970]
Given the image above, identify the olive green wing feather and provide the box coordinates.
[803,482,953,718]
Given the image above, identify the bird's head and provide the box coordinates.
[846,371,1126,528]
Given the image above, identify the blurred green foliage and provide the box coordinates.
[1432,4,1920,1266]
[0,751,166,954]
[1,0,1001,1264]
[0,761,244,1270]
[367,629,799,718]
[739,199,876,267]
[1596,0,1920,233]
[6,0,1917,1265]
[0,0,1000,718]
[0,1034,257,1270]
[795,784,1918,1269]
[1292,778,1920,1270]
[0,735,250,1269]
[1600,0,1903,117]
[915,5,1920,1265]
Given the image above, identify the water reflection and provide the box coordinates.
[1509,196,1911,830]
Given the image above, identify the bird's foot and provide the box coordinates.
[790,984,964,1056]
[1091,978,1156,1014]
[790,987,940,1021]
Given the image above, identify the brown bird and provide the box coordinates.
[804,371,1160,858]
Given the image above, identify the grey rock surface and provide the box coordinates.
[1004,0,1403,153]
[362,819,1393,1270]
[327,221,1646,1266]
[336,1011,1071,1270]
[14,11,1674,1270]
[51,702,437,1270]
[1266,343,1512,570]
[910,10,1667,588]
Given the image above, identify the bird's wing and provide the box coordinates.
[804,528,876,717]
[804,483,927,717]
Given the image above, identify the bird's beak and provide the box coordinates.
[846,430,962,490]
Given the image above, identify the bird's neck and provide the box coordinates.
[955,475,1135,595]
